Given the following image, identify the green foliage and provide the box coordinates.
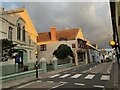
[53,44,73,59]
[1,39,19,61]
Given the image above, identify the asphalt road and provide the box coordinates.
[14,61,114,90]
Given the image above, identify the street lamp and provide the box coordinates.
[35,51,38,78]
[109,40,119,64]
[109,40,119,49]
[109,40,116,46]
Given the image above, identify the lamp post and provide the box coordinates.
[109,40,119,64]
[109,40,116,46]
[35,51,38,78]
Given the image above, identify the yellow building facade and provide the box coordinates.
[0,8,38,76]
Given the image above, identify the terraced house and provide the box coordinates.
[0,8,38,76]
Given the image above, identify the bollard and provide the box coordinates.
[52,57,58,70]
[40,58,47,73]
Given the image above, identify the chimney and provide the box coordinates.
[50,26,57,41]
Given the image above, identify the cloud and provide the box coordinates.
[2,2,20,10]
[3,2,113,48]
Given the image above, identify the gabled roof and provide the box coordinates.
[1,8,38,43]
[0,8,24,15]
[37,28,80,42]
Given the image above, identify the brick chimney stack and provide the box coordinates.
[50,26,57,41]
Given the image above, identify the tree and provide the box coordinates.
[53,44,73,59]
[1,39,19,61]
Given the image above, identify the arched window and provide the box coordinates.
[16,17,25,41]
[29,35,31,45]
[17,23,21,40]
[8,26,13,40]
[22,26,26,41]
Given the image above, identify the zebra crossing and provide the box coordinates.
[100,75,110,80]
[59,74,71,78]
[49,73,110,81]
[84,74,95,79]
[70,74,82,78]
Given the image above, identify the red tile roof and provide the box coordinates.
[37,28,79,42]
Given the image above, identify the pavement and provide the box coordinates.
[110,60,120,89]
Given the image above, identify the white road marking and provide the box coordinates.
[75,83,85,86]
[47,81,54,83]
[59,74,70,78]
[17,82,35,88]
[84,74,95,79]
[89,68,91,70]
[81,68,92,73]
[50,83,66,89]
[107,69,110,74]
[49,74,60,78]
[107,61,114,74]
[60,82,68,84]
[81,70,88,73]
[70,74,82,78]
[94,85,105,88]
[101,75,110,80]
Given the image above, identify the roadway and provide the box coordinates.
[14,61,115,90]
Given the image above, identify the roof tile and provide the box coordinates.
[37,28,79,42]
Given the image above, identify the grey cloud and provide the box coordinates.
[4,2,113,48]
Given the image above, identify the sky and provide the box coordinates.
[1,1,113,48]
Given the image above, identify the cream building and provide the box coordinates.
[37,26,98,66]
[0,8,38,76]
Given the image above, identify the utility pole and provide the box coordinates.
[112,17,120,64]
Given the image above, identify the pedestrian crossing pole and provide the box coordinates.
[35,51,38,78]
